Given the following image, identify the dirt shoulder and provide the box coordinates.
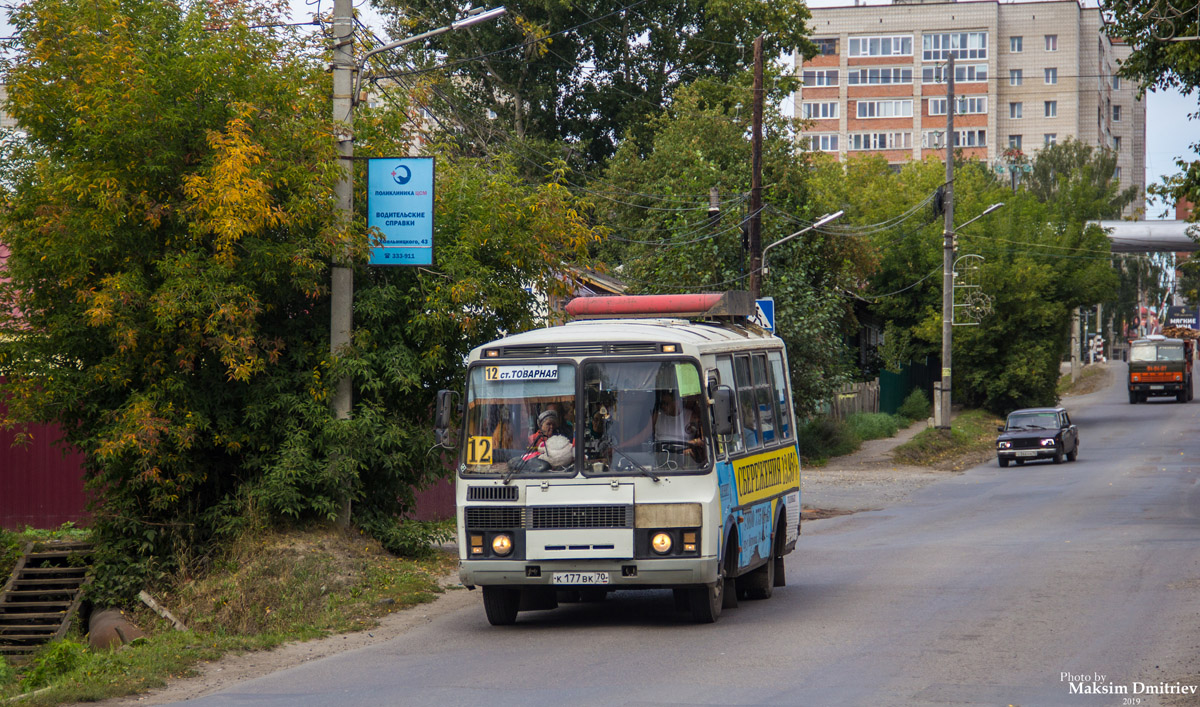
[76,575,477,707]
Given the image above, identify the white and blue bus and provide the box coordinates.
[435,291,801,624]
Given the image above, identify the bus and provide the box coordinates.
[435,291,801,624]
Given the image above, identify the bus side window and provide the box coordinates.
[751,353,779,445]
[734,355,761,450]
[715,356,745,456]
[767,350,793,440]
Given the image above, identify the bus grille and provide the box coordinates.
[530,505,630,530]
[466,486,519,501]
[465,507,525,529]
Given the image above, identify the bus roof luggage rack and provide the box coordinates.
[564,291,754,321]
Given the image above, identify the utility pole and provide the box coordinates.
[937,55,955,430]
[1071,308,1080,381]
[748,35,764,299]
[331,0,355,527]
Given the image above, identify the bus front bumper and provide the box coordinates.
[459,557,719,589]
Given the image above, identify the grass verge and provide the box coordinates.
[799,388,932,465]
[891,409,1002,470]
[1057,363,1111,398]
[0,522,456,705]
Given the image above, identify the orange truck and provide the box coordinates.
[1128,333,1194,403]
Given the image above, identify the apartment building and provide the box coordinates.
[796,0,1145,215]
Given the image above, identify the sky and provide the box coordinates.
[2,0,1196,220]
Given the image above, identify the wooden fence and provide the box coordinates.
[823,378,881,419]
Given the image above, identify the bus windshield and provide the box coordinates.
[581,360,708,474]
[1131,342,1184,362]
[462,363,577,475]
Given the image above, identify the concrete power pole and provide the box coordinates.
[936,55,955,430]
[748,35,764,299]
[332,0,355,527]
[1071,308,1081,382]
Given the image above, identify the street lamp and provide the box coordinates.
[936,201,1005,429]
[761,210,845,278]
[353,7,508,103]
[329,2,506,526]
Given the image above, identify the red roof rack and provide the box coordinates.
[564,291,754,320]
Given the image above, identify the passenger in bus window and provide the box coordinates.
[522,408,574,468]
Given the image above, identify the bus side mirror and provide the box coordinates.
[435,390,457,447]
[712,387,735,436]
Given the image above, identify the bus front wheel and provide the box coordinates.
[688,566,724,623]
[482,587,521,626]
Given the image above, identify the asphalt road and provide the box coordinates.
[180,366,1200,706]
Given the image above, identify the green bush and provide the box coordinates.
[0,656,16,688]
[797,417,859,462]
[845,412,899,441]
[1,529,21,581]
[24,639,87,689]
[897,388,932,422]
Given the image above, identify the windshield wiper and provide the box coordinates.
[502,436,542,485]
[600,437,659,482]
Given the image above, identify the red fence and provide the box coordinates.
[0,416,89,530]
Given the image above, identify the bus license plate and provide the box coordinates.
[1015,450,1037,457]
[1150,385,1164,390]
[552,572,609,586]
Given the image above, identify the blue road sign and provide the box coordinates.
[755,297,775,332]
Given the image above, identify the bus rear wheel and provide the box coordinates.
[744,520,781,600]
[482,587,521,626]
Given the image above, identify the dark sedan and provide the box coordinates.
[995,407,1079,467]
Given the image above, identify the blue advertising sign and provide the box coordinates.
[367,157,434,266]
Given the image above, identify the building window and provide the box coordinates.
[848,131,913,151]
[1112,75,1122,90]
[1010,102,1023,119]
[1114,166,1122,181]
[814,38,839,56]
[1010,69,1023,86]
[1044,100,1057,117]
[923,129,986,148]
[1045,34,1058,51]
[847,67,913,85]
[1044,133,1057,145]
[1113,135,1122,150]
[1044,67,1058,84]
[1009,135,1023,149]
[856,99,914,119]
[1112,104,1122,121]
[802,69,839,87]
[922,63,988,84]
[929,96,987,116]
[848,35,913,57]
[802,101,839,120]
[1010,36,1023,52]
[804,133,840,152]
[922,32,988,61]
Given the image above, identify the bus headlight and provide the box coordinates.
[492,534,513,556]
[651,532,673,554]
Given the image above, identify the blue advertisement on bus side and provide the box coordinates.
[367,157,434,266]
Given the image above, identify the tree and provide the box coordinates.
[809,147,1123,414]
[366,0,815,166]
[599,76,865,413]
[0,0,600,601]
[1103,0,1200,218]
